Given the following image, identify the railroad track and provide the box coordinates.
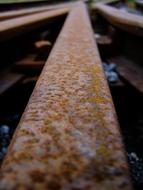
[0,1,143,189]
[0,7,71,41]
[92,0,143,36]
[0,2,75,21]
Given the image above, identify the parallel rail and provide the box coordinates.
[0,7,70,41]
[93,3,143,36]
[0,2,74,21]
[0,2,132,189]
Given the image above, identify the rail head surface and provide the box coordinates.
[0,2,132,190]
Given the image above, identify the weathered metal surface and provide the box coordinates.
[109,56,143,94]
[0,2,132,190]
[0,7,70,42]
[0,3,74,21]
[93,3,143,36]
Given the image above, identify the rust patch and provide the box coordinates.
[0,2,132,190]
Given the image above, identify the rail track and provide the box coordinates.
[0,1,143,189]
[93,2,143,36]
[0,7,71,41]
[0,2,74,21]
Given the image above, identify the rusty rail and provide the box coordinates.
[93,3,143,36]
[0,7,70,42]
[0,2,132,190]
[0,2,74,21]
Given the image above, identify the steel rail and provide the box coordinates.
[0,2,74,21]
[93,3,143,36]
[0,2,132,190]
[0,7,70,42]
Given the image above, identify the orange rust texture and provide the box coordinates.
[0,2,132,190]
